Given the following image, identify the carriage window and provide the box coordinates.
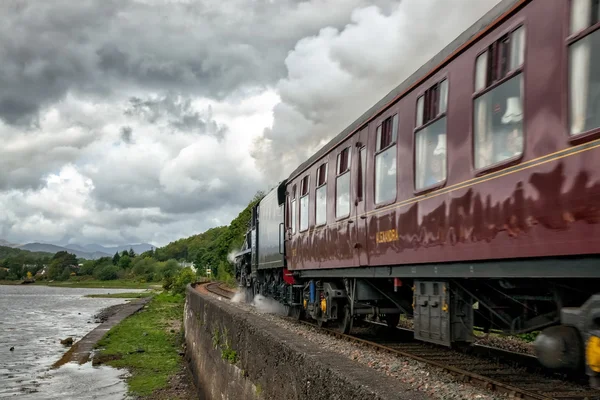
[474,26,525,169]
[336,147,351,218]
[375,114,398,204]
[569,0,600,135]
[290,184,297,234]
[359,147,366,201]
[299,176,309,231]
[376,114,398,151]
[315,163,327,226]
[415,80,448,191]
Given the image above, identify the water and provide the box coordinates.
[0,285,145,399]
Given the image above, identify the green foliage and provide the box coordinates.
[161,260,182,290]
[171,267,195,295]
[46,251,79,280]
[216,263,236,288]
[95,264,120,281]
[118,254,132,270]
[79,260,95,275]
[112,252,121,265]
[154,191,263,287]
[0,246,52,281]
[517,331,540,343]
[0,245,52,260]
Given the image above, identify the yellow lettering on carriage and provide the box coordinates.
[375,229,398,244]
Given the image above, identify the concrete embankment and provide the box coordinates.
[184,283,430,400]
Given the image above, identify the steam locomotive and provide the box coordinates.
[234,0,600,386]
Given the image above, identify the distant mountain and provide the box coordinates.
[0,239,16,248]
[64,243,154,255]
[17,243,110,260]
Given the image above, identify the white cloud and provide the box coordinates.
[253,0,502,181]
[0,0,502,247]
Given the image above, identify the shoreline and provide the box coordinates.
[52,297,151,369]
[92,292,198,399]
[0,279,157,289]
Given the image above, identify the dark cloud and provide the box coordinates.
[120,126,133,143]
[0,0,393,126]
[125,94,226,137]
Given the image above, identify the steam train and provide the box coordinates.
[233,0,600,386]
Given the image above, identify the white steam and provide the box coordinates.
[226,250,238,264]
[231,290,246,303]
[252,0,502,181]
[251,294,288,315]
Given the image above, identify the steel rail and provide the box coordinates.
[296,320,600,400]
[207,285,600,399]
[205,282,235,299]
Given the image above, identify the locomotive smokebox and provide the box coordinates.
[533,325,584,371]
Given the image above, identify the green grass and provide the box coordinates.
[35,279,155,289]
[95,292,185,397]
[0,280,22,286]
[84,292,154,299]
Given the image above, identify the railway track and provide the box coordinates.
[204,282,235,299]
[301,321,600,400]
[202,283,600,399]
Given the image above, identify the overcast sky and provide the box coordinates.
[0,0,501,247]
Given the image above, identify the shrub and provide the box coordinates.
[95,265,120,281]
[171,267,196,295]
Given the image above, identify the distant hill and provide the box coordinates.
[17,243,110,260]
[0,245,54,260]
[0,239,16,248]
[65,243,154,255]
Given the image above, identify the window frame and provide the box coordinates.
[315,162,328,227]
[566,0,600,144]
[413,76,449,194]
[299,175,310,232]
[471,21,527,176]
[289,184,297,235]
[358,146,367,202]
[335,146,352,221]
[374,112,399,207]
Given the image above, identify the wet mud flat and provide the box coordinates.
[0,285,147,399]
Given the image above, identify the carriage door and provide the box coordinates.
[353,128,369,266]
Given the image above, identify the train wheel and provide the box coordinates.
[336,304,352,335]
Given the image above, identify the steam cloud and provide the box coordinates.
[252,0,502,182]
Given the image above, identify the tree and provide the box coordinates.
[47,251,78,280]
[121,250,128,258]
[118,254,131,270]
[128,248,136,258]
[112,251,121,265]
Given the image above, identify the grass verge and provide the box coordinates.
[85,292,154,299]
[94,292,188,398]
[36,279,155,289]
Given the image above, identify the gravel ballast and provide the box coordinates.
[222,293,510,400]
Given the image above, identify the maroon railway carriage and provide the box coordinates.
[235,0,600,384]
